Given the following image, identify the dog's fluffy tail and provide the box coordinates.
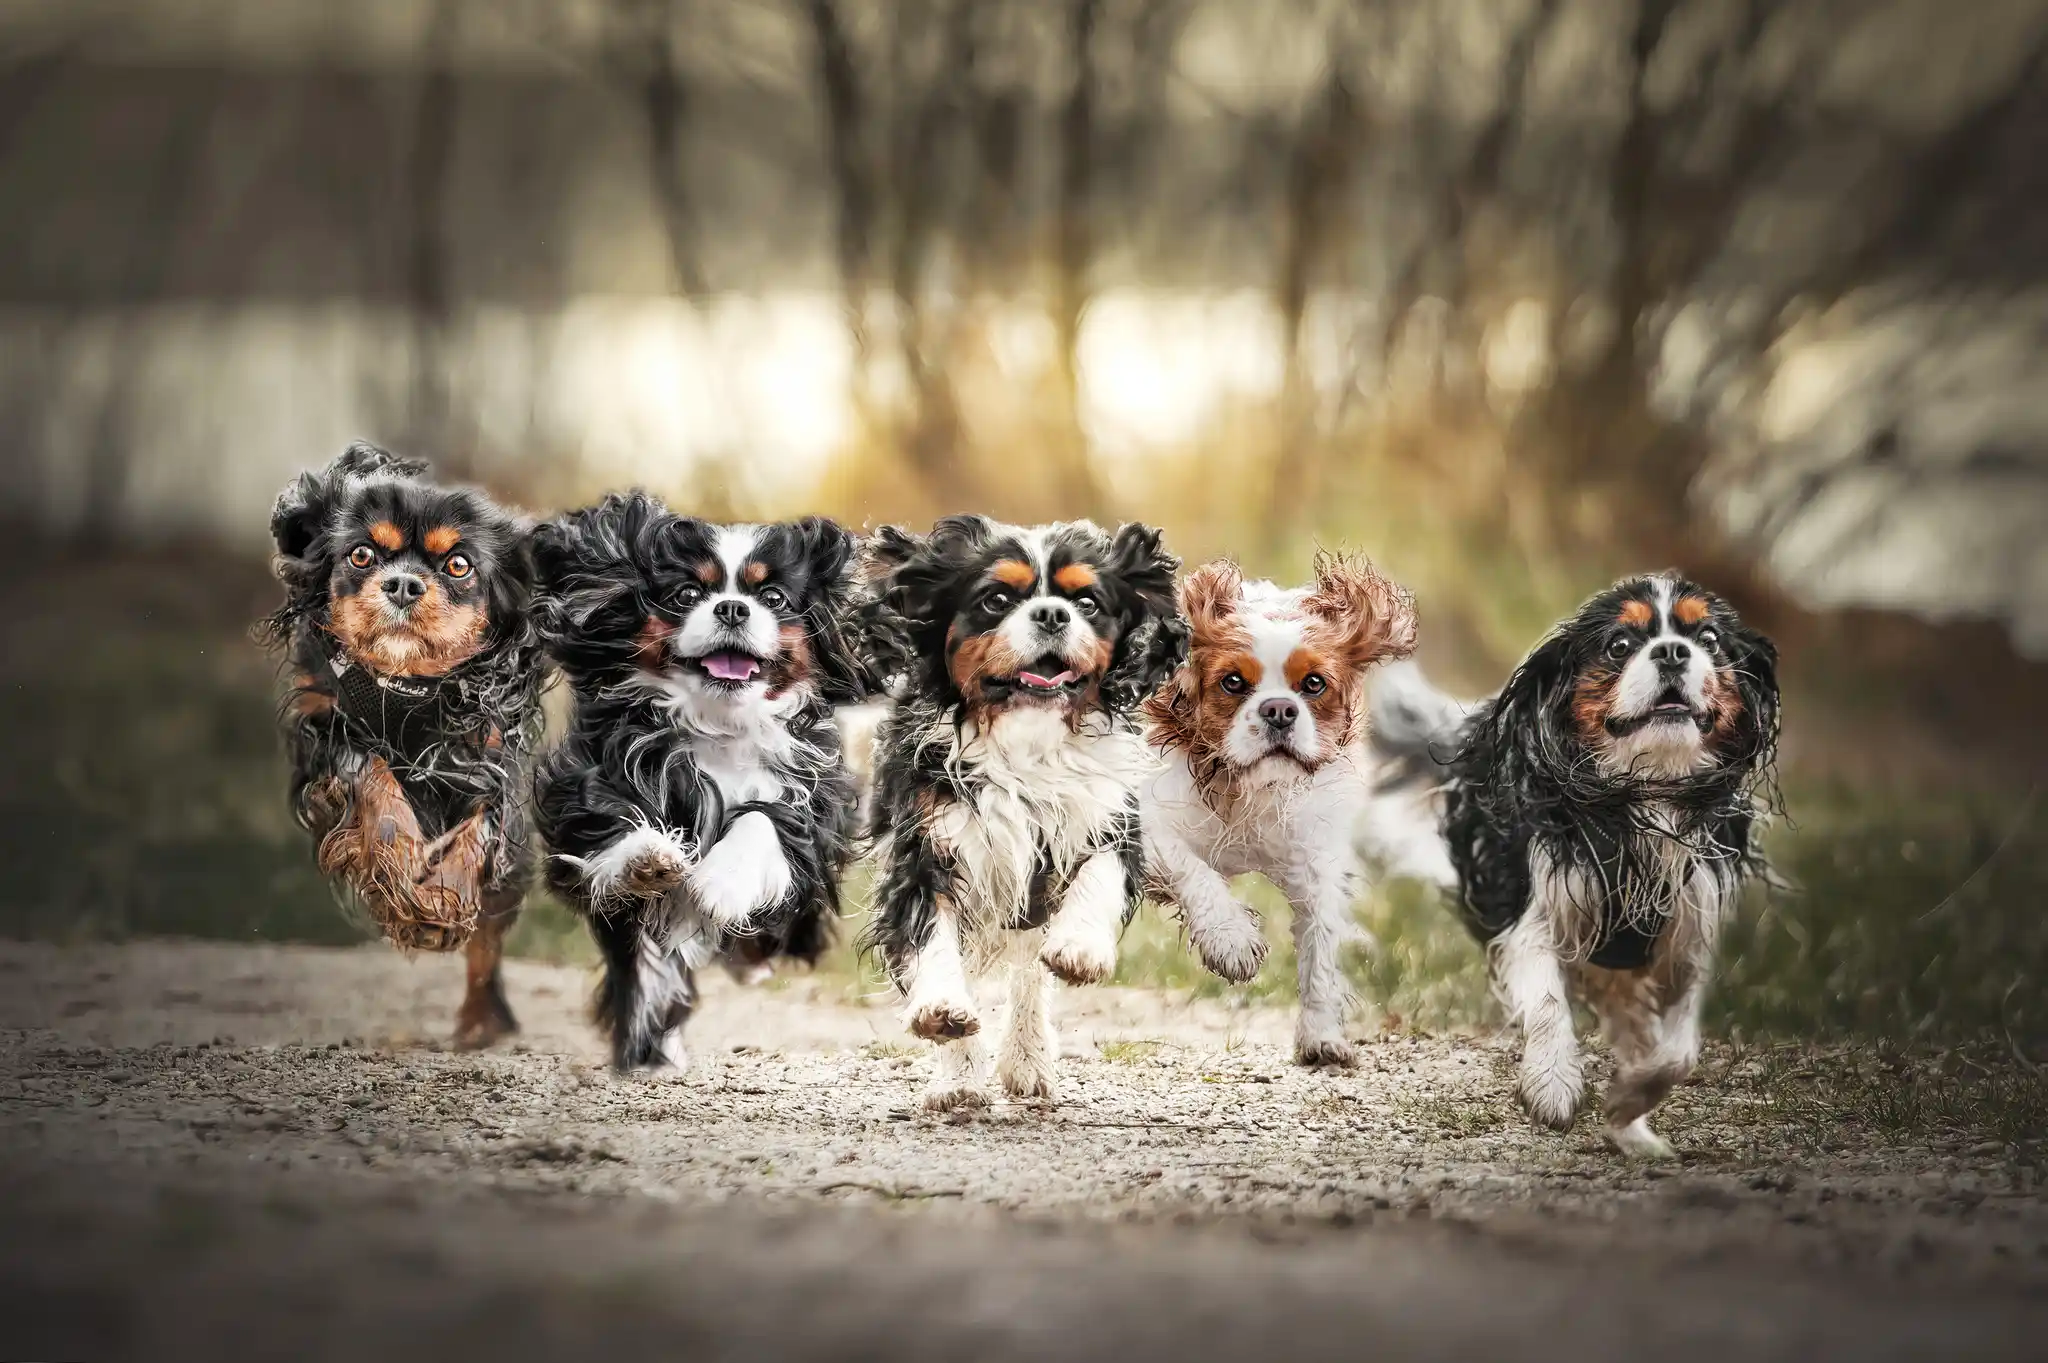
[1357,661,1476,893]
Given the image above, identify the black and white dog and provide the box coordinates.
[532,492,867,1074]
[1441,573,1779,1157]
[862,516,1185,1110]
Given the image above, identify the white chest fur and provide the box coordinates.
[1142,746,1368,881]
[925,709,1155,942]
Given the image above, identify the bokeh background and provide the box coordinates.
[2,0,2043,1052]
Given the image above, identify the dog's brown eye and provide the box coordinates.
[1072,593,1101,617]
[1606,636,1634,662]
[1220,672,1250,696]
[757,586,789,611]
[444,553,472,580]
[1696,627,1720,651]
[1299,673,1327,697]
[981,587,1016,614]
[348,545,376,569]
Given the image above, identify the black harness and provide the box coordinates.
[316,636,498,803]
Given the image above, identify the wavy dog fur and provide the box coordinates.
[257,441,545,1047]
[532,492,870,1073]
[859,515,1185,1110]
[1440,572,1780,1157]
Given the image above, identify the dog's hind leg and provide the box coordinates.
[454,884,521,1050]
[995,931,1060,1102]
[591,911,696,1077]
[1279,845,1366,1068]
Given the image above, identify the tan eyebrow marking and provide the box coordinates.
[743,561,770,586]
[423,526,460,556]
[1053,563,1097,593]
[1672,595,1710,626]
[1212,652,1262,687]
[1618,599,1653,629]
[991,559,1036,591]
[368,521,404,551]
[695,559,723,586]
[1284,647,1334,690]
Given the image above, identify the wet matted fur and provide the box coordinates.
[258,441,545,1047]
[1440,572,1780,1158]
[531,492,868,1074]
[858,515,1185,1111]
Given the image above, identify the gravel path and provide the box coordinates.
[2,939,2044,1360]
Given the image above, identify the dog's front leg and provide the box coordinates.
[687,810,794,932]
[994,931,1060,1102]
[1497,899,1583,1131]
[1144,821,1267,984]
[1278,846,1365,1067]
[902,899,990,1111]
[1039,850,1127,986]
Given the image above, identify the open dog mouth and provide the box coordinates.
[688,647,766,686]
[986,655,1084,700]
[1607,687,1703,735]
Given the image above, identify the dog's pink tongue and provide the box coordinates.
[1019,669,1076,689]
[703,650,760,682]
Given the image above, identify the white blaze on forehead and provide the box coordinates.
[715,524,763,589]
[985,523,1105,675]
[1240,610,1307,695]
[1218,579,1324,773]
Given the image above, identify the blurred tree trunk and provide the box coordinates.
[1049,0,1110,521]
[1266,58,1358,554]
[405,0,461,472]
[606,0,707,299]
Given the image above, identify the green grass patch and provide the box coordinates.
[1096,1039,1163,1064]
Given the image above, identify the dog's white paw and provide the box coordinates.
[996,1053,1059,1103]
[1517,1046,1584,1132]
[1040,928,1116,986]
[1606,1116,1678,1161]
[622,844,688,898]
[687,812,792,930]
[907,999,982,1041]
[1295,1032,1357,1068]
[1191,908,1268,984]
[921,1079,992,1114]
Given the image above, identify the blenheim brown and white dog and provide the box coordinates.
[1441,573,1779,1157]
[862,516,1185,1111]
[1141,555,1418,1067]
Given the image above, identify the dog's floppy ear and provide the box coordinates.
[530,491,669,657]
[880,514,996,624]
[788,516,876,703]
[1483,619,1582,784]
[1716,608,1781,777]
[269,469,332,567]
[862,525,924,583]
[1107,521,1180,621]
[1100,522,1186,715]
[1304,550,1417,670]
[1178,559,1242,642]
[790,515,858,596]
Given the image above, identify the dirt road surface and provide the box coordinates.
[2,939,2044,1360]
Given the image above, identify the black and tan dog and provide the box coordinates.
[260,442,545,1048]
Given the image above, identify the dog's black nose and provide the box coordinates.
[1648,640,1690,674]
[1029,601,1069,634]
[712,598,751,629]
[1258,696,1300,731]
[381,573,426,607]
